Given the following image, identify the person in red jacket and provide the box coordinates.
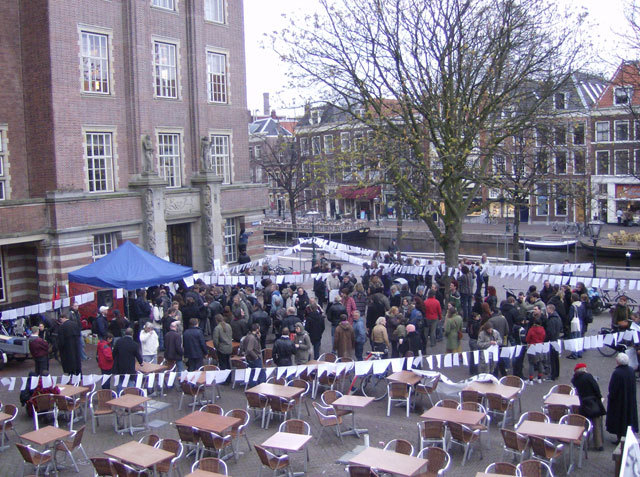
[97,332,114,389]
[525,319,546,384]
[423,290,442,349]
[29,326,50,375]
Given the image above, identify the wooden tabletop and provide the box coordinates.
[349,446,428,476]
[332,395,375,409]
[262,431,312,452]
[107,394,150,409]
[105,441,174,469]
[186,470,230,477]
[516,420,584,442]
[387,370,422,386]
[544,393,580,407]
[421,406,487,427]
[136,362,168,374]
[0,412,11,423]
[175,411,241,434]
[246,383,304,400]
[21,426,71,446]
[58,385,89,398]
[206,340,240,350]
[464,381,520,400]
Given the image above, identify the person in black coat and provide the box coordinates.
[272,328,295,366]
[163,321,184,372]
[327,297,347,331]
[398,324,421,357]
[58,314,82,375]
[183,318,207,371]
[249,303,271,349]
[571,362,606,450]
[606,353,639,444]
[112,327,142,375]
[305,298,326,360]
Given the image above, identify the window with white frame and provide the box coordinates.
[158,133,181,187]
[206,51,227,103]
[152,0,175,10]
[0,252,4,302]
[615,121,630,141]
[536,184,548,216]
[535,150,549,174]
[92,233,116,260]
[310,110,321,125]
[224,218,238,262]
[573,150,585,174]
[153,41,178,98]
[554,126,566,146]
[85,132,114,192]
[614,86,633,105]
[210,134,231,184]
[554,92,567,110]
[488,188,500,200]
[204,0,225,23]
[340,132,350,152]
[0,129,6,201]
[299,137,309,156]
[323,135,334,154]
[81,31,110,94]
[493,155,505,173]
[535,127,549,147]
[635,121,640,141]
[595,122,610,142]
[555,186,567,216]
[254,145,261,160]
[555,151,567,175]
[353,132,364,152]
[615,149,631,175]
[573,123,585,145]
[311,136,321,155]
[596,150,609,175]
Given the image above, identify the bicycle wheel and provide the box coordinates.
[597,332,618,357]
[360,374,388,401]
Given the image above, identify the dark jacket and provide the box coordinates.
[398,331,422,357]
[250,310,271,336]
[29,336,49,359]
[606,364,639,436]
[305,307,326,343]
[281,314,300,334]
[571,371,606,419]
[112,335,142,375]
[58,319,81,375]
[272,336,295,366]
[545,312,563,341]
[163,330,183,361]
[95,314,108,340]
[327,303,347,327]
[366,293,388,331]
[183,326,207,360]
[230,318,249,342]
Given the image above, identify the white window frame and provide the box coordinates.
[151,0,176,11]
[224,217,238,263]
[157,132,182,188]
[615,149,631,175]
[209,133,231,184]
[614,86,633,106]
[573,150,585,175]
[80,30,110,94]
[615,120,630,142]
[555,150,567,175]
[555,186,567,217]
[299,137,309,156]
[153,40,178,99]
[493,155,505,174]
[573,122,585,145]
[323,135,334,154]
[311,136,321,155]
[204,0,225,23]
[595,121,610,142]
[596,150,610,175]
[554,92,567,110]
[353,132,364,152]
[310,110,321,125]
[488,188,500,200]
[340,132,350,152]
[554,126,566,146]
[206,50,228,103]
[535,127,549,147]
[92,233,117,261]
[536,184,549,216]
[85,131,115,192]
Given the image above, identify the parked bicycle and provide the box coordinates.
[346,350,389,401]
[597,326,630,357]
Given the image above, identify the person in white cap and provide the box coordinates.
[94,306,109,341]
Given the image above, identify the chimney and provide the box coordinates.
[263,93,270,117]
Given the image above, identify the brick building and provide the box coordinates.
[0,0,266,306]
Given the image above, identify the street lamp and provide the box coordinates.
[588,220,603,278]
[306,210,320,267]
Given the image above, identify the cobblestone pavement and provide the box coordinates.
[0,273,637,476]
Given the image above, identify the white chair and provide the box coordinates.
[387,382,412,418]
[54,425,89,473]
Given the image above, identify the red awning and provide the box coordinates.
[337,185,381,200]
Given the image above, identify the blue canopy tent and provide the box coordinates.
[68,240,193,290]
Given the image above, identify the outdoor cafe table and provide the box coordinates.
[463,381,520,400]
[21,425,72,473]
[0,412,11,451]
[332,395,375,438]
[206,340,240,352]
[387,370,422,387]
[262,431,312,474]
[57,385,89,398]
[175,410,240,434]
[107,394,150,436]
[136,362,168,374]
[246,383,305,400]
[348,446,428,477]
[421,406,487,427]
[544,393,580,408]
[105,440,173,477]
[516,420,585,473]
[186,470,231,477]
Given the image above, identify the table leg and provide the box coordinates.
[567,442,575,474]
[339,410,368,438]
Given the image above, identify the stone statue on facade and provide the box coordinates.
[142,134,154,173]
[200,136,212,172]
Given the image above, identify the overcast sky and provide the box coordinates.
[243,0,636,116]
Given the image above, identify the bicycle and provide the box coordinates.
[598,288,637,312]
[597,326,629,357]
[346,350,389,401]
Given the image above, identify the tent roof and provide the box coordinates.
[68,241,193,290]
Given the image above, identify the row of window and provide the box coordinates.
[494,149,586,176]
[81,30,228,103]
[595,149,640,176]
[594,120,640,143]
[152,0,226,24]
[86,131,231,193]
[300,130,374,156]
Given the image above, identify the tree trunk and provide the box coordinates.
[396,204,403,247]
[288,195,298,241]
[511,206,521,260]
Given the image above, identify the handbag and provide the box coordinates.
[580,395,605,418]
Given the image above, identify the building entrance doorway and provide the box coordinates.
[167,223,192,267]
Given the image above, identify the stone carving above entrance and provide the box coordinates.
[165,194,200,219]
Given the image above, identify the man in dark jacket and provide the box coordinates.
[272,327,295,366]
[183,318,207,371]
[95,306,109,341]
[499,298,519,343]
[281,307,300,336]
[29,326,50,375]
[572,363,606,450]
[305,298,325,360]
[606,353,638,444]
[545,304,563,381]
[164,321,184,372]
[58,314,82,375]
[112,327,142,376]
[250,303,271,349]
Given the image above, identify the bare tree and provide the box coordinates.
[276,0,585,266]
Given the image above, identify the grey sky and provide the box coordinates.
[243,0,635,116]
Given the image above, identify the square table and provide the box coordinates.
[464,381,520,400]
[348,446,428,477]
[105,441,173,477]
[107,394,150,436]
[246,383,304,400]
[262,431,312,474]
[421,406,487,427]
[136,362,168,374]
[57,385,89,398]
[544,393,580,407]
[186,470,230,477]
[21,426,72,473]
[175,410,240,435]
[387,370,422,387]
[332,395,374,438]
[516,420,585,473]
